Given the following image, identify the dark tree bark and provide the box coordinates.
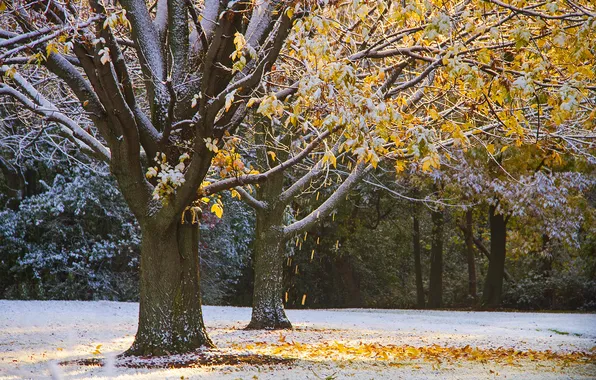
[335,255,363,307]
[126,215,213,356]
[469,229,514,283]
[463,210,477,302]
[482,205,507,308]
[412,209,425,308]
[247,170,292,329]
[428,208,444,308]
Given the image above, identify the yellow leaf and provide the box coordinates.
[45,43,58,58]
[395,161,406,173]
[3,66,16,79]
[267,151,277,161]
[478,48,491,64]
[211,203,223,218]
[247,97,258,108]
[322,151,337,168]
[92,344,102,355]
[428,108,440,120]
[406,346,421,357]
[486,144,495,155]
[225,90,236,112]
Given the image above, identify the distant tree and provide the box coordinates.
[447,147,595,307]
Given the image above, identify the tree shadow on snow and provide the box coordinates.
[60,350,294,369]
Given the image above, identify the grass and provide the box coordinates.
[547,329,582,337]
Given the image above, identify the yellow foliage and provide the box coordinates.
[236,341,596,367]
[210,203,223,218]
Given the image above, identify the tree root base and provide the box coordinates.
[121,338,215,358]
[245,320,293,330]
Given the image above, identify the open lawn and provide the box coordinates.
[0,301,595,379]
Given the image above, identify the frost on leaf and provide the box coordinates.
[147,152,190,201]
[98,47,111,65]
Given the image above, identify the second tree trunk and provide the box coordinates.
[247,206,292,329]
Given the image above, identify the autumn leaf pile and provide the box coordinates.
[236,340,596,367]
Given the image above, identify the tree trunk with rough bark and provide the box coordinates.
[247,201,292,329]
[464,210,477,302]
[412,212,425,308]
[246,115,292,330]
[126,216,213,356]
[428,209,444,308]
[482,205,507,308]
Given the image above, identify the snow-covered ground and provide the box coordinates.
[0,300,594,379]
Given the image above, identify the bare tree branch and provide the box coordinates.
[0,73,110,161]
[235,186,267,210]
[283,163,372,238]
[202,127,336,196]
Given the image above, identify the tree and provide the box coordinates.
[412,198,425,308]
[243,136,370,329]
[447,145,594,307]
[0,0,304,356]
[483,204,507,307]
[462,210,478,302]
[226,0,596,320]
[428,206,444,308]
[198,116,369,329]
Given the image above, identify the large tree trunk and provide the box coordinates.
[428,209,444,308]
[412,212,425,308]
[125,216,213,356]
[247,206,292,329]
[463,210,477,302]
[482,205,507,308]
